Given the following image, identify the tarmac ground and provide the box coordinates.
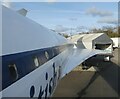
[53,48,120,98]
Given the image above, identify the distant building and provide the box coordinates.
[68,33,113,55]
[111,37,120,48]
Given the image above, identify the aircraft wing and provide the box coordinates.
[61,48,105,78]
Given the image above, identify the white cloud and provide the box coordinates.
[76,26,88,32]
[86,7,113,17]
[97,17,118,25]
[46,0,56,2]
[55,25,70,32]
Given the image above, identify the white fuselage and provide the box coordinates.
[2,46,71,98]
[1,5,107,98]
[1,5,71,98]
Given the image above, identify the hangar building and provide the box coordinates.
[68,33,113,54]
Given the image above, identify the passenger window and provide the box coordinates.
[34,56,39,67]
[45,51,49,60]
[8,64,18,81]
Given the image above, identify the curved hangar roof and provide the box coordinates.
[69,33,112,44]
[82,33,113,44]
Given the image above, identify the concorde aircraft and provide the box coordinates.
[0,5,106,98]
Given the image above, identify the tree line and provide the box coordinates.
[57,26,120,38]
[89,26,120,38]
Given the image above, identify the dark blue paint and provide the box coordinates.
[1,45,70,91]
[37,62,58,98]
[30,86,35,98]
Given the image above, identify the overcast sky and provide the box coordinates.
[2,1,118,33]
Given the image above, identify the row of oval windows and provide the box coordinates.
[8,51,50,81]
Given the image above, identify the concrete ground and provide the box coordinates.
[53,48,120,98]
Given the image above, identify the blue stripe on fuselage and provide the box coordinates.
[1,45,68,91]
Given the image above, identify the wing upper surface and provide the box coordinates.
[61,48,106,78]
